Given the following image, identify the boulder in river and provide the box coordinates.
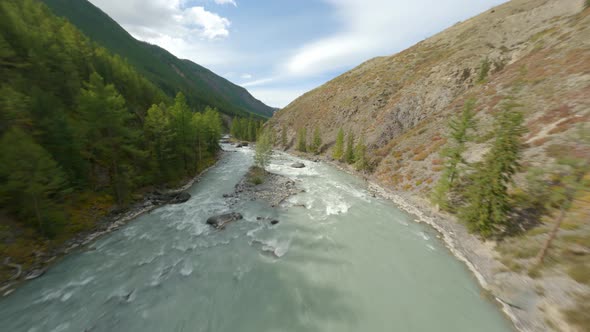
[291,162,305,168]
[169,192,191,204]
[148,191,191,205]
[270,220,279,225]
[206,212,243,229]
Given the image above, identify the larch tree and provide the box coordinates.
[344,132,355,164]
[0,128,68,237]
[332,128,344,160]
[459,101,526,237]
[310,126,322,155]
[297,127,307,152]
[78,72,141,204]
[432,99,477,210]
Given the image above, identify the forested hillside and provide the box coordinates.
[41,0,275,119]
[0,0,223,281]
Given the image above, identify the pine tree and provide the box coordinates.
[169,92,194,175]
[459,101,526,237]
[297,127,307,152]
[78,72,141,204]
[354,136,368,171]
[0,128,68,237]
[332,128,344,160]
[432,99,477,210]
[255,130,273,169]
[310,126,322,155]
[144,103,175,182]
[344,132,355,164]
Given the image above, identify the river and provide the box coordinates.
[0,144,514,332]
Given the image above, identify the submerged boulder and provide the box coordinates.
[148,191,191,205]
[169,192,191,204]
[291,162,305,168]
[206,212,243,229]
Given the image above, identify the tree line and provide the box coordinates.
[277,125,369,171]
[230,117,264,142]
[0,0,222,238]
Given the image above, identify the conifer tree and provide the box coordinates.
[344,132,355,164]
[144,103,175,182]
[332,128,344,160]
[310,126,322,155]
[432,99,477,210]
[78,72,141,204]
[255,130,273,169]
[0,128,68,237]
[459,101,526,237]
[170,92,194,175]
[297,127,307,152]
[354,136,368,171]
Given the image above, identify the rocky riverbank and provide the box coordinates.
[0,154,223,297]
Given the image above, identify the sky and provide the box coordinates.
[87,0,506,108]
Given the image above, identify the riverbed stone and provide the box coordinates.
[206,212,243,229]
[291,162,305,168]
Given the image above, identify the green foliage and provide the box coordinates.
[255,130,273,169]
[78,72,141,204]
[344,132,355,164]
[144,103,175,182]
[477,57,491,83]
[310,126,322,155]
[432,99,477,210]
[459,101,526,237]
[0,0,224,240]
[297,128,307,152]
[332,128,345,160]
[354,136,368,171]
[0,128,68,237]
[231,117,261,142]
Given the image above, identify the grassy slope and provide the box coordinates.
[269,0,590,330]
[41,0,274,119]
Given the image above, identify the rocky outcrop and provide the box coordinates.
[206,212,243,229]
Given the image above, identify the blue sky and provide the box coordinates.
[88,0,506,108]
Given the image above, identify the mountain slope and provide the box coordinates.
[41,0,274,118]
[269,0,590,330]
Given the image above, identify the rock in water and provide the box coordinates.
[291,162,305,168]
[270,220,279,225]
[206,212,243,229]
[169,192,191,204]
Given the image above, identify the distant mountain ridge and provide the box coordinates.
[42,0,274,118]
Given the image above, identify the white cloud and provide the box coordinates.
[241,77,275,87]
[246,87,310,108]
[240,73,253,79]
[214,0,237,6]
[88,0,232,62]
[285,0,504,76]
